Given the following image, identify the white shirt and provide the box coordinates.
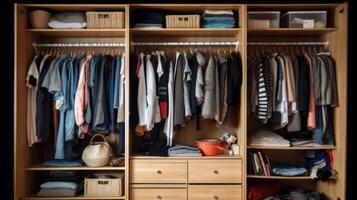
[117,55,125,123]
[26,55,41,147]
[137,53,147,126]
[145,54,161,131]
[164,62,175,146]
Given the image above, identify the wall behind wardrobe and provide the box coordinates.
[2,1,354,200]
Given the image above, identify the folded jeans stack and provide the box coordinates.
[37,171,83,197]
[168,145,202,157]
[202,10,236,28]
[272,164,307,176]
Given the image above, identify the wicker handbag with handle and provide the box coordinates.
[82,134,113,167]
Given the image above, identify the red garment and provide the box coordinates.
[160,102,167,120]
[327,149,334,169]
[248,180,283,200]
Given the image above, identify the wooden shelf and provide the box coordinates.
[130,28,242,36]
[27,29,126,37]
[25,165,125,171]
[247,175,311,180]
[24,195,125,200]
[247,145,336,150]
[248,28,337,36]
[131,154,242,159]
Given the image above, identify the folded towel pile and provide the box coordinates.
[202,10,236,28]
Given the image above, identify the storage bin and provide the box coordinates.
[281,11,327,28]
[165,15,200,28]
[86,11,124,29]
[84,173,124,196]
[30,10,50,29]
[248,11,280,28]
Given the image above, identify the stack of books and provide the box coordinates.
[247,151,271,176]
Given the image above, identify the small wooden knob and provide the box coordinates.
[213,170,219,174]
[157,170,162,174]
[213,195,219,200]
[157,195,162,199]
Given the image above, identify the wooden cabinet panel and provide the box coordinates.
[188,160,242,183]
[131,188,187,200]
[130,160,187,183]
[188,185,242,200]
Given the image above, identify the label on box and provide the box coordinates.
[303,19,315,28]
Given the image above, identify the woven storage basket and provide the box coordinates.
[85,173,124,196]
[82,134,113,167]
[30,10,50,29]
[166,15,200,28]
[86,11,124,29]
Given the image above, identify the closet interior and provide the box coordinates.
[14,3,347,200]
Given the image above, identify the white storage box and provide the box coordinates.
[248,11,280,28]
[84,173,124,197]
[281,11,327,28]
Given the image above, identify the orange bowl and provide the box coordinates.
[195,139,227,156]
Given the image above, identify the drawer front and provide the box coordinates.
[131,188,187,200]
[188,185,242,200]
[131,160,187,183]
[188,160,242,183]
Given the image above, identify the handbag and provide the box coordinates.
[82,134,113,167]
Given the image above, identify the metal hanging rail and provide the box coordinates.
[247,41,329,47]
[131,41,239,46]
[32,42,126,47]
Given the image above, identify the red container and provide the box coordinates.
[195,139,228,156]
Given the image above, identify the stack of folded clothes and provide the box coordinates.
[272,164,307,177]
[37,171,83,197]
[202,10,236,28]
[48,12,87,29]
[132,10,165,28]
[168,145,202,157]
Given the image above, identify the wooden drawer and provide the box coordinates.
[188,185,242,200]
[131,188,187,200]
[188,160,242,183]
[130,160,187,183]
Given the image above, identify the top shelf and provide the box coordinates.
[27,29,126,38]
[248,28,337,36]
[130,28,242,37]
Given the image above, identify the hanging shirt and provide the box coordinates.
[283,55,297,113]
[145,54,161,131]
[173,52,185,126]
[227,52,242,106]
[275,55,288,128]
[195,52,206,106]
[75,55,92,137]
[217,53,228,124]
[202,55,216,119]
[36,55,56,143]
[183,52,192,119]
[304,53,316,131]
[137,53,147,127]
[117,55,126,123]
[164,62,174,146]
[26,55,43,147]
[214,56,220,123]
[158,51,169,120]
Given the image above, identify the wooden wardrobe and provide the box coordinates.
[14,3,348,200]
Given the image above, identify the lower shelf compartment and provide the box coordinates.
[247,175,311,180]
[24,195,125,200]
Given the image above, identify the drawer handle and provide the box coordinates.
[157,170,162,174]
[213,170,219,174]
[213,195,219,200]
[157,195,162,199]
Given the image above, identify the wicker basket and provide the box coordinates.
[86,11,124,29]
[85,173,124,196]
[82,134,113,167]
[30,10,50,29]
[166,15,200,28]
